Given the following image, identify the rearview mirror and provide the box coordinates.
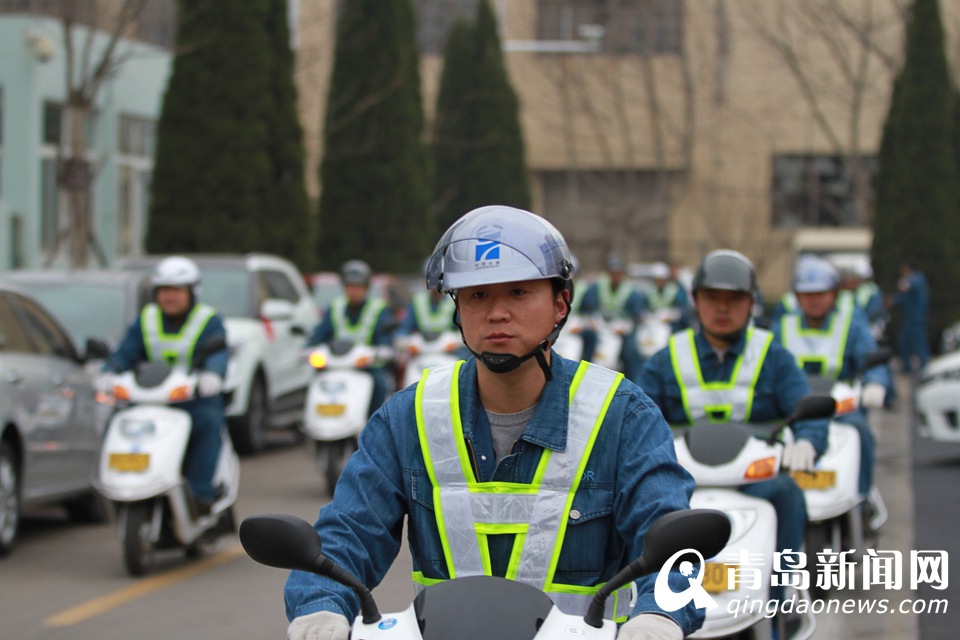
[261,299,295,322]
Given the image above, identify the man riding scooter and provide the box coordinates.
[103,256,228,516]
[640,250,829,598]
[308,260,395,415]
[772,255,890,526]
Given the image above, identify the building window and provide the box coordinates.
[536,0,683,54]
[771,154,876,228]
[116,115,155,258]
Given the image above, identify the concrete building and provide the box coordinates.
[292,1,946,297]
[0,9,172,270]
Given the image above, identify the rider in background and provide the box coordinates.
[308,260,395,415]
[105,256,228,515]
[645,261,692,333]
[772,255,890,513]
[886,258,931,375]
[578,253,648,381]
[640,250,828,570]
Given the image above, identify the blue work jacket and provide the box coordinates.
[283,354,703,634]
[638,331,829,455]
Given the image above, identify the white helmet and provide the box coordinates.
[792,255,839,293]
[151,256,201,294]
[425,205,574,294]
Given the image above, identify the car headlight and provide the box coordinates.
[119,418,157,440]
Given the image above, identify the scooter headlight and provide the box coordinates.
[309,350,328,369]
[119,418,156,440]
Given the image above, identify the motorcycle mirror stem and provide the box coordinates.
[239,513,382,624]
[583,509,731,629]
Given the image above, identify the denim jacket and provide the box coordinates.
[284,353,703,634]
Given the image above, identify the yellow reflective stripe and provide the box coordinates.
[448,363,477,485]
[744,330,772,420]
[411,571,445,587]
[467,481,538,495]
[416,365,458,578]
[669,330,695,423]
[141,305,157,362]
[544,362,622,590]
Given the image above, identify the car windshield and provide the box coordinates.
[197,267,253,318]
[24,283,132,345]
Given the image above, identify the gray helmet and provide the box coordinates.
[692,250,756,294]
[425,205,574,294]
[340,260,372,287]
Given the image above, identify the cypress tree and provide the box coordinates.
[147,0,309,263]
[433,0,531,232]
[872,0,960,347]
[316,0,432,273]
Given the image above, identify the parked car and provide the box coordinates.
[3,270,151,357]
[916,350,960,444]
[118,254,320,454]
[0,279,108,556]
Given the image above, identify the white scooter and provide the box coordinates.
[553,314,585,362]
[303,340,393,495]
[636,308,679,360]
[95,337,239,577]
[584,314,633,372]
[673,396,836,640]
[798,350,892,574]
[239,509,730,640]
[397,330,463,389]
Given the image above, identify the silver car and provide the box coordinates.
[0,280,106,557]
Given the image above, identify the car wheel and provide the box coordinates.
[229,374,268,455]
[0,441,21,557]
[123,501,156,577]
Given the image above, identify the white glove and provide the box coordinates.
[781,439,817,472]
[618,614,683,640]
[287,610,351,640]
[197,372,223,397]
[861,382,887,409]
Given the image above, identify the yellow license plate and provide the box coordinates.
[316,403,346,417]
[702,563,738,593]
[791,469,837,490]
[108,452,150,473]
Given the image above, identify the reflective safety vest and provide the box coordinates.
[780,292,798,314]
[668,327,774,424]
[597,276,635,318]
[779,306,853,380]
[856,282,879,309]
[141,302,217,366]
[646,282,679,312]
[411,290,456,334]
[330,296,386,345]
[413,360,634,621]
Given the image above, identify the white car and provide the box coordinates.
[916,350,960,443]
[120,254,320,454]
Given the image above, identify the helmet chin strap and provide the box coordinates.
[464,323,561,382]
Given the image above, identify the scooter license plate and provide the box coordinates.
[702,563,738,593]
[316,403,346,417]
[108,452,150,473]
[790,469,837,490]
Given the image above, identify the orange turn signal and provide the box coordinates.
[169,385,191,402]
[355,355,373,368]
[744,457,777,481]
[835,397,856,415]
[407,344,421,356]
[113,385,130,401]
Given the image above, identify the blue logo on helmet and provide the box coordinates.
[475,239,500,262]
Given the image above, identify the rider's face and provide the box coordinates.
[344,284,368,306]
[456,280,565,359]
[156,285,191,318]
[797,290,837,325]
[694,289,753,342]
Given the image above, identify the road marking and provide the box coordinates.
[44,544,247,627]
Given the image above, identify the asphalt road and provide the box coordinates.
[1,372,954,639]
